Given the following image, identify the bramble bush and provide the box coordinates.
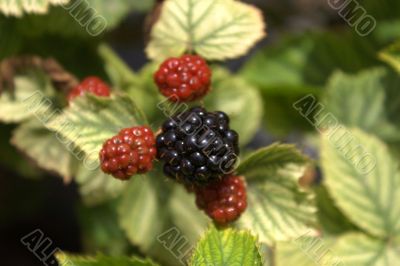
[1,0,400,265]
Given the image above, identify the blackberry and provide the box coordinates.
[194,175,247,225]
[156,107,239,185]
[154,55,212,102]
[68,76,111,102]
[99,126,157,180]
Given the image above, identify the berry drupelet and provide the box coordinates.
[156,107,239,185]
[154,55,212,102]
[194,175,247,225]
[100,126,157,180]
[68,76,111,102]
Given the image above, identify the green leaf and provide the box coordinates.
[324,233,400,266]
[315,186,358,235]
[126,63,165,124]
[237,144,309,181]
[78,201,132,256]
[98,44,137,89]
[190,225,263,266]
[379,40,400,73]
[259,92,316,136]
[118,170,194,266]
[56,252,158,266]
[239,31,375,135]
[168,185,208,244]
[275,237,339,266]
[322,68,400,143]
[374,20,400,43]
[11,119,78,181]
[204,67,263,146]
[97,46,165,124]
[362,0,400,21]
[87,1,155,30]
[102,57,164,125]
[0,72,55,123]
[0,0,69,16]
[146,0,266,61]
[47,94,146,162]
[75,165,126,206]
[275,240,315,266]
[0,17,22,58]
[237,144,316,245]
[118,172,172,253]
[11,6,90,38]
[240,31,376,94]
[275,242,314,266]
[238,179,316,246]
[0,0,154,46]
[321,127,400,238]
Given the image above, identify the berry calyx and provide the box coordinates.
[68,76,111,102]
[154,55,212,102]
[194,175,247,225]
[156,107,239,185]
[99,126,157,180]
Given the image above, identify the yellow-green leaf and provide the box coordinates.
[237,144,308,181]
[237,144,316,245]
[118,171,181,266]
[190,225,263,266]
[323,233,400,266]
[322,68,400,143]
[379,40,400,73]
[146,0,266,61]
[315,186,357,235]
[168,185,208,244]
[321,127,400,238]
[46,94,146,163]
[204,67,263,146]
[98,44,137,88]
[56,252,158,266]
[11,119,78,181]
[0,72,55,123]
[75,165,127,206]
[275,237,339,266]
[118,176,168,251]
[0,0,69,17]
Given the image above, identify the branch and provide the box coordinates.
[0,55,79,95]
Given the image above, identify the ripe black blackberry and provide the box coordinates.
[156,107,239,185]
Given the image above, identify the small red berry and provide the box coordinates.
[99,126,157,180]
[194,175,247,225]
[154,55,212,102]
[68,76,111,102]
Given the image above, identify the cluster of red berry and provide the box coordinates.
[154,55,211,102]
[194,175,247,225]
[99,126,157,180]
[67,76,110,102]
[68,55,247,225]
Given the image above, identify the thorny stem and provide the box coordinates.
[0,56,79,95]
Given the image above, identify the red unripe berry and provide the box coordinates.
[194,175,247,225]
[68,76,111,102]
[99,126,157,180]
[154,55,212,102]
